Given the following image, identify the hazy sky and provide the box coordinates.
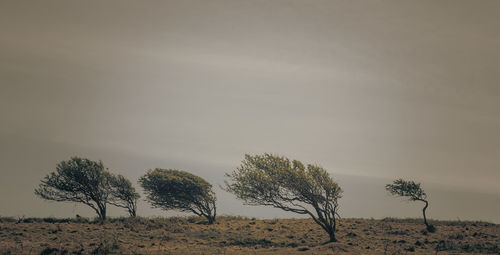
[1,0,500,222]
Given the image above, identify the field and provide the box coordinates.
[0,216,498,254]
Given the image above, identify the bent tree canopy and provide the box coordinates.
[386,179,434,231]
[225,153,343,242]
[34,157,113,221]
[139,169,217,224]
[109,174,140,217]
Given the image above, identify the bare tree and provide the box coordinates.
[109,174,140,217]
[386,179,435,232]
[139,169,217,224]
[225,153,342,242]
[35,157,113,221]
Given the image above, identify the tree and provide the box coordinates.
[35,157,113,221]
[225,154,343,242]
[109,174,140,217]
[139,169,217,224]
[385,179,435,231]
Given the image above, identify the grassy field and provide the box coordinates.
[0,216,498,254]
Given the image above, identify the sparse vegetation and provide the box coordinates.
[0,216,497,254]
[23,155,498,254]
[225,153,342,242]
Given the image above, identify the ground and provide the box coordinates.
[0,216,498,254]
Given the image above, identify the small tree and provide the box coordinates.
[386,179,435,231]
[109,174,140,217]
[225,154,343,242]
[139,169,217,224]
[35,157,113,221]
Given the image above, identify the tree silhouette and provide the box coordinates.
[109,174,140,217]
[386,179,435,232]
[35,157,113,221]
[139,169,217,224]
[225,153,342,242]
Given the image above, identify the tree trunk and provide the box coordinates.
[206,215,215,224]
[422,200,429,227]
[323,224,337,243]
[128,205,136,217]
[328,230,337,242]
[98,205,107,222]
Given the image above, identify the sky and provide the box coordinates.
[1,0,500,222]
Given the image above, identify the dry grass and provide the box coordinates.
[0,216,498,254]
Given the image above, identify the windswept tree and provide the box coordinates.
[35,157,113,221]
[225,154,343,242]
[386,179,435,231]
[109,174,140,217]
[139,169,217,224]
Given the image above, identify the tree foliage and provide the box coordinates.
[139,169,217,224]
[225,153,343,242]
[34,157,113,221]
[386,179,427,201]
[386,179,434,231]
[109,174,140,217]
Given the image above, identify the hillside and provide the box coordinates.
[1,216,498,254]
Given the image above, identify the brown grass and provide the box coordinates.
[0,216,498,254]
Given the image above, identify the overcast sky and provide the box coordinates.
[1,0,500,222]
